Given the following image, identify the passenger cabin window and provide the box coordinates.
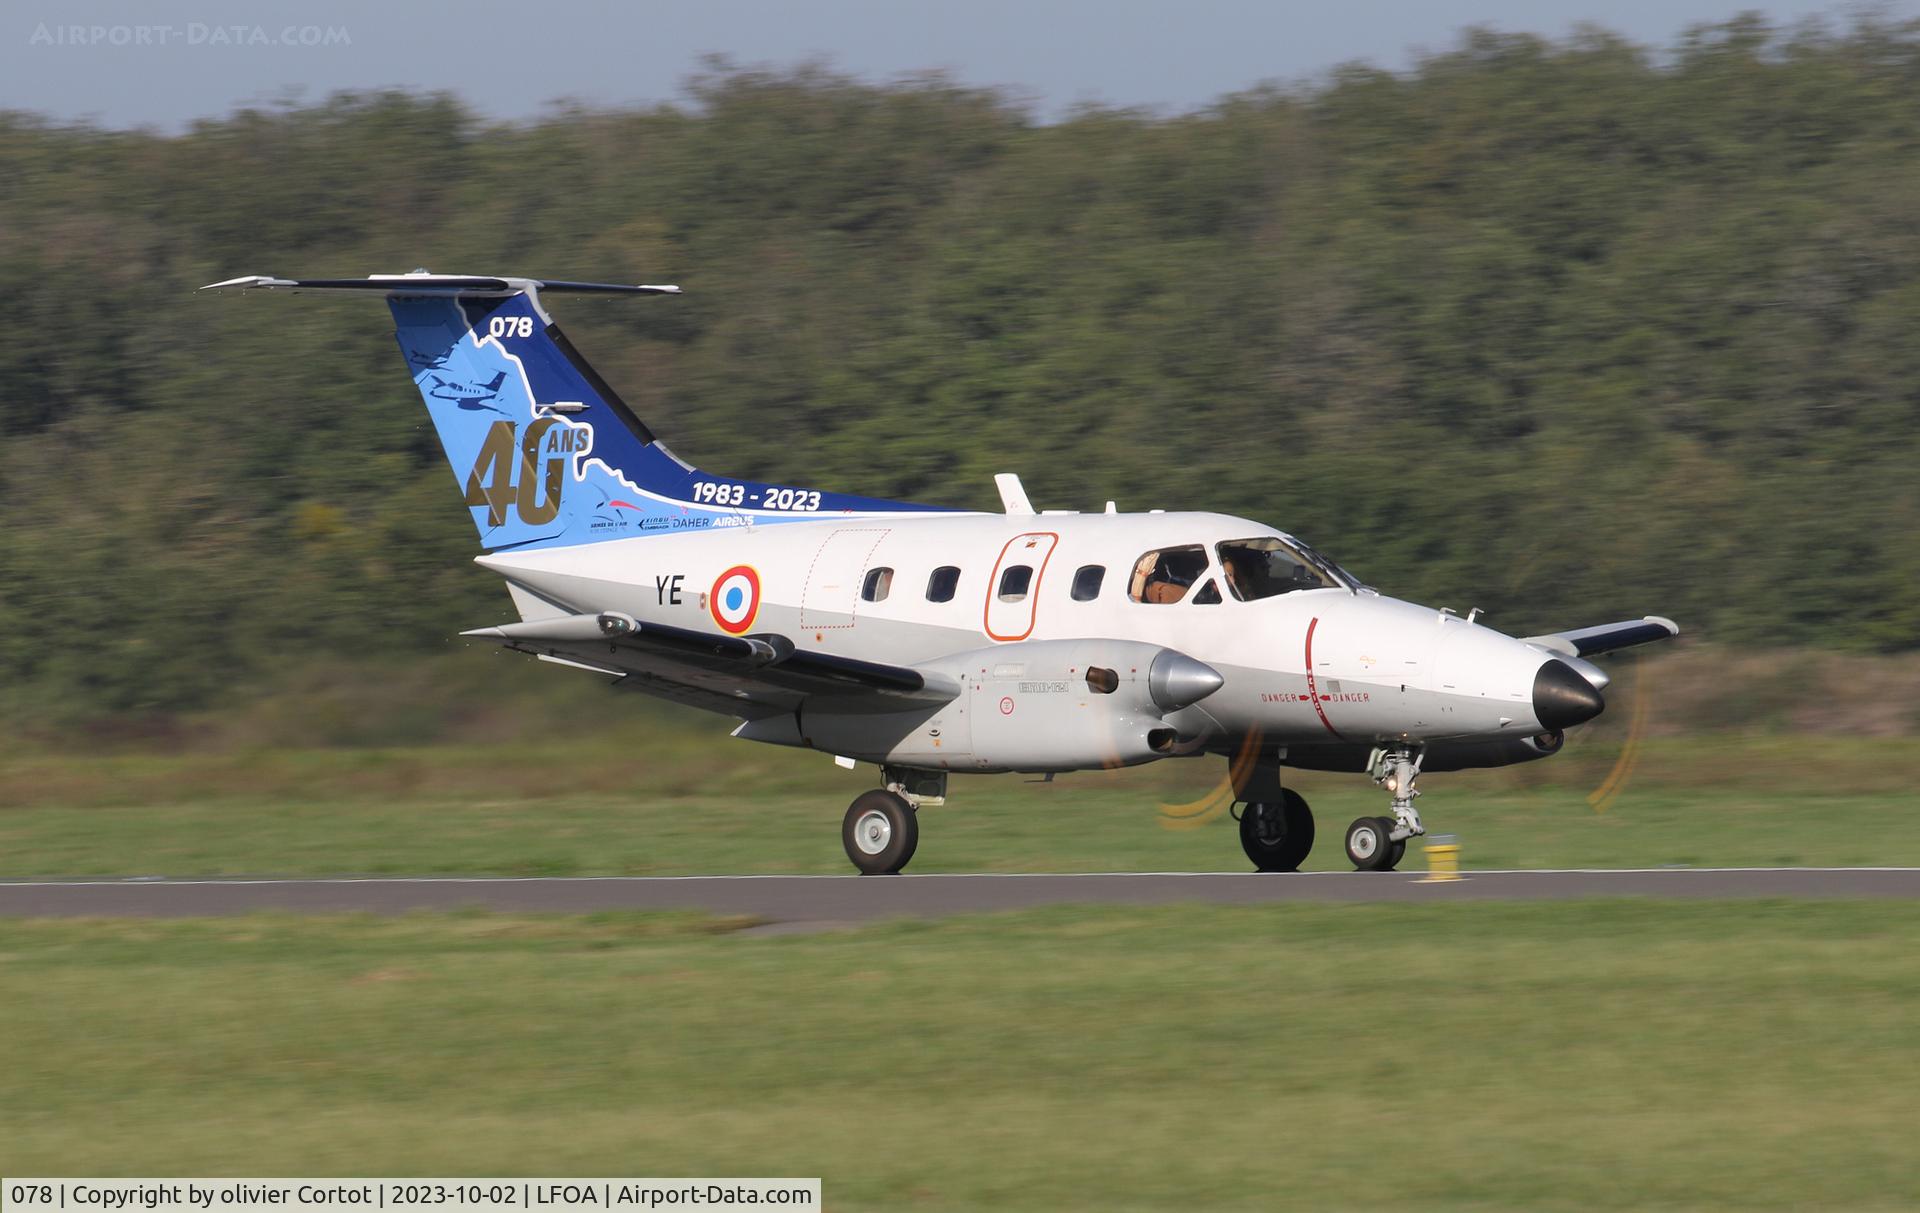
[926,565,960,603]
[998,565,1034,602]
[1129,545,1210,604]
[861,567,894,603]
[1071,565,1106,601]
[1216,538,1341,601]
[1191,579,1222,605]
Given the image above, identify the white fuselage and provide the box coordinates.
[482,510,1563,770]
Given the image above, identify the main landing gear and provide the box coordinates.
[1232,756,1317,872]
[842,790,917,875]
[1239,790,1315,872]
[841,767,946,875]
[1345,746,1424,872]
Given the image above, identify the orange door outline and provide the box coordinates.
[982,531,1060,642]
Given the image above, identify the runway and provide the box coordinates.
[2,868,1918,922]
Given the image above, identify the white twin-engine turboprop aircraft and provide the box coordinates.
[205,271,1680,874]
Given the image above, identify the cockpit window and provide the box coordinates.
[1216,538,1343,601]
[1288,536,1365,590]
[1130,545,1210,604]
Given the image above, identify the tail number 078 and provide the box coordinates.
[488,316,536,339]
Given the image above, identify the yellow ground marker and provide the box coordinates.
[1419,834,1462,883]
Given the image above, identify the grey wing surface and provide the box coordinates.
[1521,615,1681,658]
[462,612,958,718]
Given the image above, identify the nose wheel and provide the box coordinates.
[1348,746,1426,871]
[842,789,918,875]
[1344,816,1406,871]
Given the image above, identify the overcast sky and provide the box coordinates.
[4,0,1914,129]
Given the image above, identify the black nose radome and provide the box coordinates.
[1533,659,1606,730]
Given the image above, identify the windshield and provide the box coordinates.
[1286,536,1365,590]
[1216,537,1346,601]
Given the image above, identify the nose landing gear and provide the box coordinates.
[1344,816,1398,870]
[1346,747,1425,871]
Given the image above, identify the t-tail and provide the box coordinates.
[200,271,952,551]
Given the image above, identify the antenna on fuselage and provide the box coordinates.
[994,473,1035,516]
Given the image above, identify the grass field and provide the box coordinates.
[7,693,1920,1207]
[3,902,1918,1209]
[2,735,1917,877]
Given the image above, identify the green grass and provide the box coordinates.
[3,903,1918,1209]
[2,736,1917,877]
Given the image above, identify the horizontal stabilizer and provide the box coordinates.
[200,273,680,297]
[1523,615,1680,658]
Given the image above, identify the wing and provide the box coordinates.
[1521,615,1680,658]
[461,612,959,718]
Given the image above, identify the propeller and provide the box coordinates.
[1586,652,1650,815]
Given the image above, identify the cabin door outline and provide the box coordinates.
[982,531,1059,642]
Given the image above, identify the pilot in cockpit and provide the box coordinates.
[1133,548,1203,603]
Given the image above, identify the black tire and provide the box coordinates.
[842,790,918,875]
[1345,816,1395,872]
[1239,789,1315,872]
[1386,835,1407,871]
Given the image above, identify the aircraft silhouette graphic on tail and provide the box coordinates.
[426,370,509,413]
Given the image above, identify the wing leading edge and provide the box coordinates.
[1522,615,1681,658]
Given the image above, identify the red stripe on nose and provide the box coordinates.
[1304,617,1345,740]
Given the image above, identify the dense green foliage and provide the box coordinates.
[5,17,1920,714]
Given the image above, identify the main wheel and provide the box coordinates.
[1345,816,1397,872]
[1387,835,1407,870]
[1239,789,1315,872]
[842,790,919,875]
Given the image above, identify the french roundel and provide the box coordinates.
[710,565,761,635]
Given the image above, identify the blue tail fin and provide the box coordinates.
[202,272,952,551]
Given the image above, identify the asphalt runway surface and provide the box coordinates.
[2,868,1918,923]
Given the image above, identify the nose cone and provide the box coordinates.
[1533,659,1606,730]
[1148,649,1225,711]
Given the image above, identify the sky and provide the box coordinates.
[3,0,1914,129]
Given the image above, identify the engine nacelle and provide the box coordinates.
[1420,731,1565,771]
[938,637,1220,771]
[784,638,1223,773]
